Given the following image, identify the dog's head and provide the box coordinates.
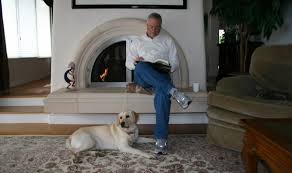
[117,110,139,128]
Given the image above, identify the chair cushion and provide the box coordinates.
[250,44,292,95]
[208,91,292,118]
[216,75,257,96]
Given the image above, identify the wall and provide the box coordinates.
[9,58,51,87]
[204,0,219,78]
[51,0,206,92]
[265,0,292,45]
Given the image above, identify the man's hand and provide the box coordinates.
[134,57,144,64]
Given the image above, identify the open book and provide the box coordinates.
[146,59,171,73]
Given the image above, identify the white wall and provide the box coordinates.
[265,0,292,45]
[9,58,51,87]
[51,0,206,92]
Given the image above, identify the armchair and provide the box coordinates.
[207,44,292,151]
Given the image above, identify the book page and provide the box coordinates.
[153,59,169,66]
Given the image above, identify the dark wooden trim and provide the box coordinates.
[72,0,187,9]
[0,123,206,135]
[139,124,206,135]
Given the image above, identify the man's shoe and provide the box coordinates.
[154,139,168,155]
[172,90,192,109]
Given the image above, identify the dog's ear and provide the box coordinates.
[116,112,123,125]
[132,111,139,123]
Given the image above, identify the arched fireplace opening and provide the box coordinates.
[90,41,133,87]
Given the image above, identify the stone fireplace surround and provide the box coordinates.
[45,18,207,116]
[74,18,189,88]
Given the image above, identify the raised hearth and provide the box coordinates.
[44,88,207,114]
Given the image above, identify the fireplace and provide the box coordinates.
[72,18,189,89]
[90,41,132,87]
[45,0,209,119]
[46,18,207,116]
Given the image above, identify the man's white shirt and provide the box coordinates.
[126,33,179,72]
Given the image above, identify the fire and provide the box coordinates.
[99,68,109,81]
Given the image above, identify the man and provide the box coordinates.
[126,13,192,155]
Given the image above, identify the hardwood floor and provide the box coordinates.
[0,106,44,113]
[0,77,50,98]
[0,124,206,136]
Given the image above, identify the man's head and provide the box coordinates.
[146,13,162,39]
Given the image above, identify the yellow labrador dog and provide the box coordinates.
[66,111,155,158]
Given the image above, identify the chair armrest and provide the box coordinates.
[216,75,257,96]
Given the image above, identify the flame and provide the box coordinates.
[99,68,109,81]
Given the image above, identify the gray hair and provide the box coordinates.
[147,13,162,24]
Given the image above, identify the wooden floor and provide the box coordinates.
[0,106,44,113]
[0,77,50,98]
[0,124,206,136]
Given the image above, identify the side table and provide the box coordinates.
[241,119,292,173]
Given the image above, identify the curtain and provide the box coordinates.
[0,0,9,94]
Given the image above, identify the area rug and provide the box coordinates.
[0,135,245,173]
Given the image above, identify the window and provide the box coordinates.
[2,0,51,58]
[219,29,225,44]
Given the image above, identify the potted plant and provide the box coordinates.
[220,26,238,44]
[210,0,284,72]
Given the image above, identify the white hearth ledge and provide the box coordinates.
[44,88,207,114]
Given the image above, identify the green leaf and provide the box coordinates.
[210,0,284,39]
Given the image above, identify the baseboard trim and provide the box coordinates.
[139,124,207,135]
[0,123,207,135]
